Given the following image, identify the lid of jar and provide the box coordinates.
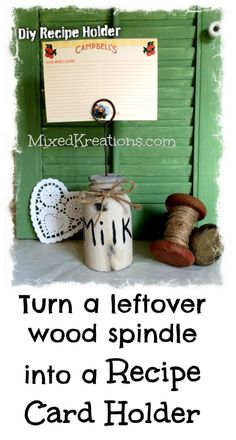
[89,174,123,185]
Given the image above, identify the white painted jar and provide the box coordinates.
[82,174,133,272]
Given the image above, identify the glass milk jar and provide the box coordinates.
[82,174,133,271]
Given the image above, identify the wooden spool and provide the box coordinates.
[150,193,207,267]
[190,224,223,266]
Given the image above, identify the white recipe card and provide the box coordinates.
[42,38,158,122]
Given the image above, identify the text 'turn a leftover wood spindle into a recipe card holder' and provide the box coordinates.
[150,193,207,268]
[81,99,139,272]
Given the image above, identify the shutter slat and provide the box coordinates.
[113,126,193,137]
[119,26,196,39]
[159,48,195,59]
[118,11,196,20]
[43,165,107,175]
[120,146,193,158]
[40,9,112,21]
[159,67,195,79]
[43,147,105,157]
[158,39,195,48]
[132,182,192,193]
[121,19,195,27]
[119,165,192,177]
[121,156,191,165]
[132,189,192,203]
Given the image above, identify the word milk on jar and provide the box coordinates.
[82,174,133,272]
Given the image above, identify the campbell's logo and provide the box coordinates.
[75,42,117,55]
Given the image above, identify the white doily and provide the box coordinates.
[30,178,83,244]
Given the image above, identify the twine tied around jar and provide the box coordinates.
[79,179,142,226]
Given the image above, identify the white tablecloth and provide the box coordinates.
[12,240,222,287]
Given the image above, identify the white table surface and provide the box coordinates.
[12,240,222,287]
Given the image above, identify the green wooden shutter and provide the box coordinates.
[15,7,221,239]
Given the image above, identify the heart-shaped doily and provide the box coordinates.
[30,178,83,243]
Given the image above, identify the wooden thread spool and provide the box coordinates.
[150,193,207,267]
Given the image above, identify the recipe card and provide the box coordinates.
[42,38,158,122]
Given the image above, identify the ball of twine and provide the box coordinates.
[190,224,223,266]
